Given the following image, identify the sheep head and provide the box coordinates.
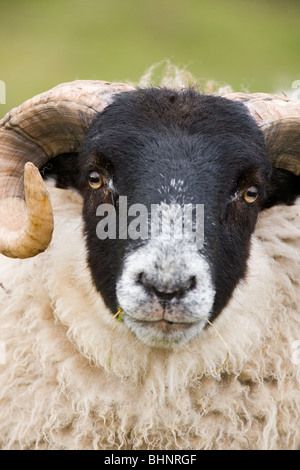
[0,81,299,348]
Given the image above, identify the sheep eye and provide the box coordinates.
[243,186,258,204]
[88,171,102,189]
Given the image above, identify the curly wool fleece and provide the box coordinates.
[0,187,299,450]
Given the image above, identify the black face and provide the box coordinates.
[78,89,271,317]
[41,88,299,347]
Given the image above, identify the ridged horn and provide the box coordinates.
[0,80,134,259]
[225,92,300,175]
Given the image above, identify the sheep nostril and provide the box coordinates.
[137,273,196,301]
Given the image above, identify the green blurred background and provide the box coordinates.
[0,0,299,118]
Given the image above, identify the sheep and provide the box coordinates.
[0,79,299,450]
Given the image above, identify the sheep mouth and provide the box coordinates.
[130,318,198,333]
[122,315,206,348]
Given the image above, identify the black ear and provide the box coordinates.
[40,153,81,190]
[262,167,300,210]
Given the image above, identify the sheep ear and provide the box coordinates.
[40,153,81,191]
[262,167,300,209]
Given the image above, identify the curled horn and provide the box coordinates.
[1,84,299,260]
[0,80,134,259]
[225,92,300,175]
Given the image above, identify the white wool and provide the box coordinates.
[134,60,233,95]
[0,187,299,450]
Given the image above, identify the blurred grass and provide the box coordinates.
[0,0,299,118]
